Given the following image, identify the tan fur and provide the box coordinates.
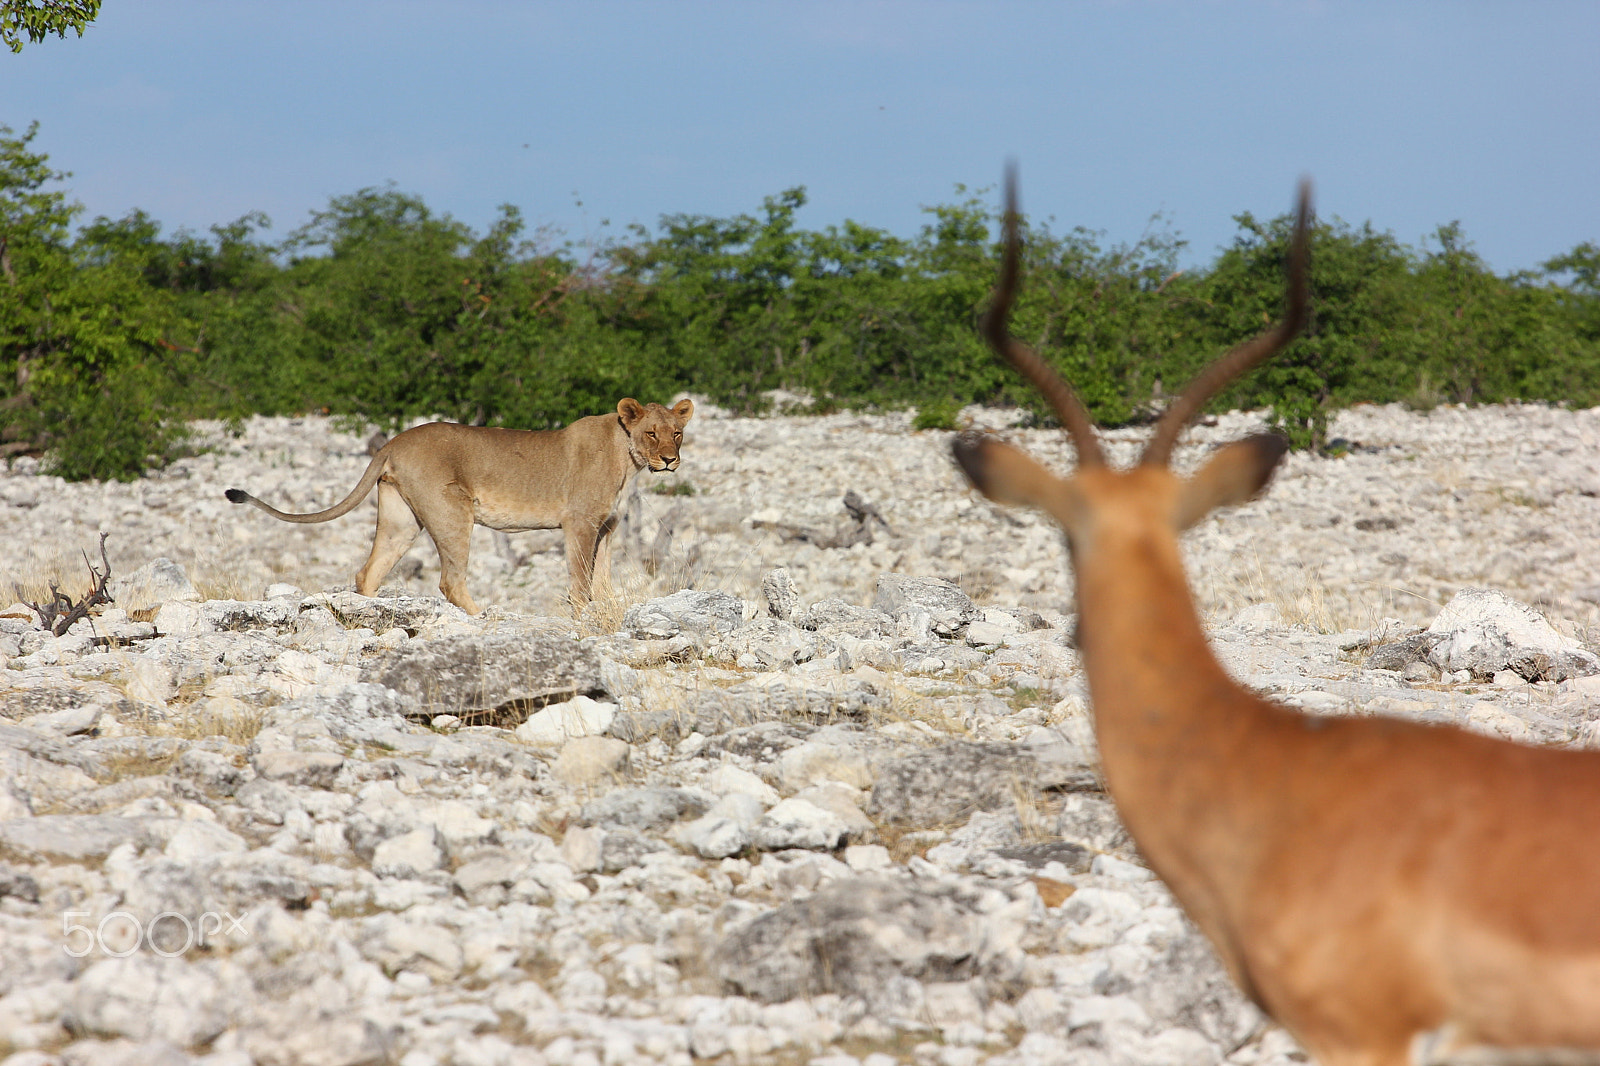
[954,175,1600,1066]
[226,398,693,614]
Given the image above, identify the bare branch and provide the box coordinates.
[19,532,114,637]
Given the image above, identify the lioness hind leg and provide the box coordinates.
[356,481,421,596]
[412,485,481,615]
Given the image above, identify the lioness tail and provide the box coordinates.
[225,451,388,524]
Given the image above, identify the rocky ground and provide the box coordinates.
[1,401,1599,1066]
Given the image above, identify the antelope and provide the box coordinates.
[953,171,1600,1066]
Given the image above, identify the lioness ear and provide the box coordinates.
[617,398,646,427]
[1174,433,1289,531]
[672,398,694,423]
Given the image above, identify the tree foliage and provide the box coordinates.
[3,123,1597,479]
[1,0,101,52]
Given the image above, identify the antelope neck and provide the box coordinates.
[1070,525,1274,827]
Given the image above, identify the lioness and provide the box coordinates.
[225,398,694,614]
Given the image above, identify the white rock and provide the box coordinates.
[1426,586,1600,682]
[1092,853,1156,882]
[514,694,616,746]
[553,735,631,785]
[843,843,892,872]
[153,600,211,636]
[679,814,752,859]
[67,955,228,1046]
[706,763,780,805]
[1230,602,1284,632]
[372,827,443,877]
[110,557,201,612]
[163,820,248,861]
[561,825,603,873]
[775,740,872,792]
[964,620,1013,646]
[753,797,852,851]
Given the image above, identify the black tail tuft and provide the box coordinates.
[224,488,249,504]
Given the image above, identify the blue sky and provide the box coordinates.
[3,1,1596,274]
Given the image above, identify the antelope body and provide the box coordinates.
[954,172,1600,1066]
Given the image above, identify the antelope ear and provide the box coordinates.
[617,398,647,427]
[1174,433,1289,531]
[953,434,1070,511]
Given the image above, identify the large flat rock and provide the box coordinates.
[361,631,606,715]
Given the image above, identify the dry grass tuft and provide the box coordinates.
[3,543,106,609]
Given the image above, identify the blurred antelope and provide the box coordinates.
[953,171,1600,1066]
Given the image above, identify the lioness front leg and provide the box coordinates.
[591,514,620,600]
[563,516,604,610]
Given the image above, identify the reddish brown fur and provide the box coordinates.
[953,176,1600,1065]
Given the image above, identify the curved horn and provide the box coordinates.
[983,165,1106,469]
[1141,179,1312,468]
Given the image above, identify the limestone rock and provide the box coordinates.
[714,874,1027,1007]
[67,956,229,1047]
[1426,587,1600,682]
[364,631,605,715]
[867,741,1048,827]
[872,573,980,637]
[762,567,800,620]
[109,557,201,613]
[552,735,631,786]
[515,694,616,746]
[624,589,745,641]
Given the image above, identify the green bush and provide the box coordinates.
[6,122,1598,479]
[912,399,961,431]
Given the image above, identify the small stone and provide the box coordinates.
[753,797,853,851]
[372,827,443,877]
[680,814,752,859]
[1399,661,1435,683]
[624,589,744,641]
[153,600,211,637]
[762,567,799,621]
[965,620,1012,647]
[110,557,201,613]
[843,843,892,872]
[552,735,631,786]
[515,695,616,746]
[561,825,603,873]
[872,574,979,637]
[1091,853,1155,882]
[776,740,873,791]
[706,763,780,805]
[250,750,345,789]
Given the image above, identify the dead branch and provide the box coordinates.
[753,491,893,550]
[18,532,114,636]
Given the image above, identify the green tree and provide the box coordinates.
[2,0,101,52]
[0,122,189,480]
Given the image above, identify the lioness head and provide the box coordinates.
[619,397,694,472]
